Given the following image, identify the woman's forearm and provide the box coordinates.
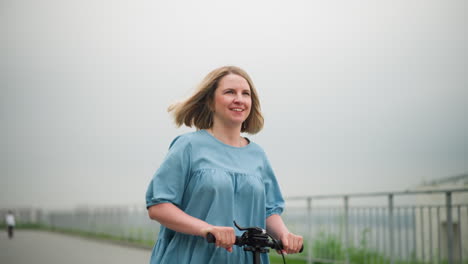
[148,203,236,251]
[266,214,289,239]
[148,203,212,237]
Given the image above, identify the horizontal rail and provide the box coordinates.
[286,188,468,200]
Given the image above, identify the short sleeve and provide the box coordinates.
[146,135,192,209]
[262,154,285,218]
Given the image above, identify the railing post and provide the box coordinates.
[437,206,441,264]
[307,197,313,264]
[457,205,462,264]
[344,196,350,264]
[446,192,453,264]
[420,206,425,261]
[388,194,394,264]
[429,207,433,264]
[412,206,417,262]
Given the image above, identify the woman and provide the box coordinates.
[146,66,303,263]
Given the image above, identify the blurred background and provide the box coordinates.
[1,0,467,263]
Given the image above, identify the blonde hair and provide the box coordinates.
[168,66,264,134]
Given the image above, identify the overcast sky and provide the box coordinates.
[2,0,467,210]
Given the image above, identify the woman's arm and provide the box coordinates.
[148,203,235,252]
[266,214,303,254]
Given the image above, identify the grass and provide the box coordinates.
[270,254,306,264]
[298,230,468,264]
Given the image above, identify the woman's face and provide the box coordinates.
[212,74,252,129]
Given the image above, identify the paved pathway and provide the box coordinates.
[0,230,151,264]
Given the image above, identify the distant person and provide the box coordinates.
[145,66,303,263]
[5,210,15,239]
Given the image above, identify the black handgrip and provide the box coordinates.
[206,233,216,243]
[206,232,216,243]
[206,233,241,245]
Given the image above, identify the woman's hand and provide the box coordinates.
[202,226,236,252]
[279,232,303,254]
[266,214,303,255]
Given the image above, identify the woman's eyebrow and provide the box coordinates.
[221,87,250,92]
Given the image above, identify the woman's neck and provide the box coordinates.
[208,124,243,147]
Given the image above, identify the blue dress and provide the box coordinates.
[146,129,285,264]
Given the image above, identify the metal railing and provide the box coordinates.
[0,206,159,245]
[47,206,158,244]
[284,188,468,264]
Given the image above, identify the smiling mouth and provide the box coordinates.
[230,108,244,112]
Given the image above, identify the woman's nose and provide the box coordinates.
[233,94,243,103]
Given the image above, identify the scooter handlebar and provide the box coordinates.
[206,232,303,253]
